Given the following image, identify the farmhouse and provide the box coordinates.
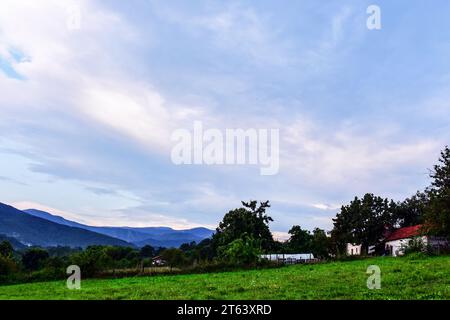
[385,224,449,256]
[385,225,423,257]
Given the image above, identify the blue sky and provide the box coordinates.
[1,0,450,238]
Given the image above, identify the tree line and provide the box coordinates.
[331,146,450,256]
[1,146,449,284]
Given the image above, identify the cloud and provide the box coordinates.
[312,203,341,211]
[151,2,292,66]
[282,116,440,194]
[1,1,448,233]
[272,231,290,242]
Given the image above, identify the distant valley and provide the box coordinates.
[0,203,214,249]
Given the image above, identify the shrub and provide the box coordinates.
[0,255,18,276]
[402,237,432,256]
[219,235,261,266]
[21,248,50,271]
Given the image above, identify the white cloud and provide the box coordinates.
[312,203,341,211]
[272,231,290,242]
[282,116,441,189]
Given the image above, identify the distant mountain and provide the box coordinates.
[0,203,131,248]
[24,209,214,248]
[23,209,151,243]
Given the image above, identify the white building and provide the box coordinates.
[346,243,376,256]
[385,224,449,256]
[346,243,362,256]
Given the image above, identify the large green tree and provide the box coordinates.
[286,225,312,253]
[425,146,450,237]
[394,191,427,228]
[213,200,274,252]
[310,228,330,259]
[331,194,394,255]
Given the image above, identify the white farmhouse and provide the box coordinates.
[385,224,448,256]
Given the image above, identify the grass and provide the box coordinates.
[0,255,449,300]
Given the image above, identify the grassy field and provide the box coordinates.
[0,255,449,300]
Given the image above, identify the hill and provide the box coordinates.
[24,209,214,247]
[0,234,27,250]
[0,255,448,299]
[0,203,131,248]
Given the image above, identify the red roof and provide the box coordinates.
[385,225,423,242]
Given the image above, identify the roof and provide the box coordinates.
[385,225,423,242]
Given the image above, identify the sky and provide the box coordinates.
[1,1,450,238]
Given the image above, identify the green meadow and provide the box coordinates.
[0,255,448,300]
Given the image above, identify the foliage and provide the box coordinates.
[286,225,311,253]
[160,248,188,269]
[402,237,432,256]
[424,146,450,237]
[310,228,331,259]
[140,245,155,258]
[394,191,427,228]
[219,235,261,265]
[213,200,274,252]
[70,246,113,277]
[331,194,395,255]
[0,241,14,258]
[21,248,49,271]
[0,255,18,276]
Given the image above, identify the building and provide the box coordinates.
[346,243,362,256]
[152,255,166,266]
[385,225,423,256]
[385,224,449,256]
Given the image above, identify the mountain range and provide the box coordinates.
[0,202,214,249]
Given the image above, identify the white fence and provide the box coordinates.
[260,253,316,264]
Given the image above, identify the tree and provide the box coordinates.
[160,248,188,270]
[331,194,394,255]
[0,241,14,258]
[0,241,17,276]
[310,228,330,259]
[140,245,155,258]
[195,238,216,261]
[21,248,49,271]
[395,192,427,227]
[425,146,450,237]
[0,255,17,276]
[219,235,261,265]
[287,226,312,253]
[213,200,274,252]
[69,246,112,277]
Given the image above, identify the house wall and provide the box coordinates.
[346,243,361,256]
[385,236,428,257]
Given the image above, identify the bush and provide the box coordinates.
[219,235,261,266]
[160,248,189,269]
[69,246,112,277]
[402,237,433,256]
[0,255,18,276]
[22,248,49,271]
